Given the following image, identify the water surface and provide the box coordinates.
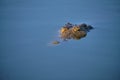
[0,0,120,80]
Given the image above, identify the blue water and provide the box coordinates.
[0,0,120,80]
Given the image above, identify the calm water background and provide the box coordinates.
[0,0,120,80]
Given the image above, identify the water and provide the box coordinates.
[0,0,120,80]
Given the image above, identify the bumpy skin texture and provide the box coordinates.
[59,23,93,40]
[60,27,71,40]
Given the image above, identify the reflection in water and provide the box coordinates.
[52,22,94,45]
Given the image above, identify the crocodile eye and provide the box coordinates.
[60,27,69,33]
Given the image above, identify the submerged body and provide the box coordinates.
[52,22,93,45]
[59,23,93,40]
